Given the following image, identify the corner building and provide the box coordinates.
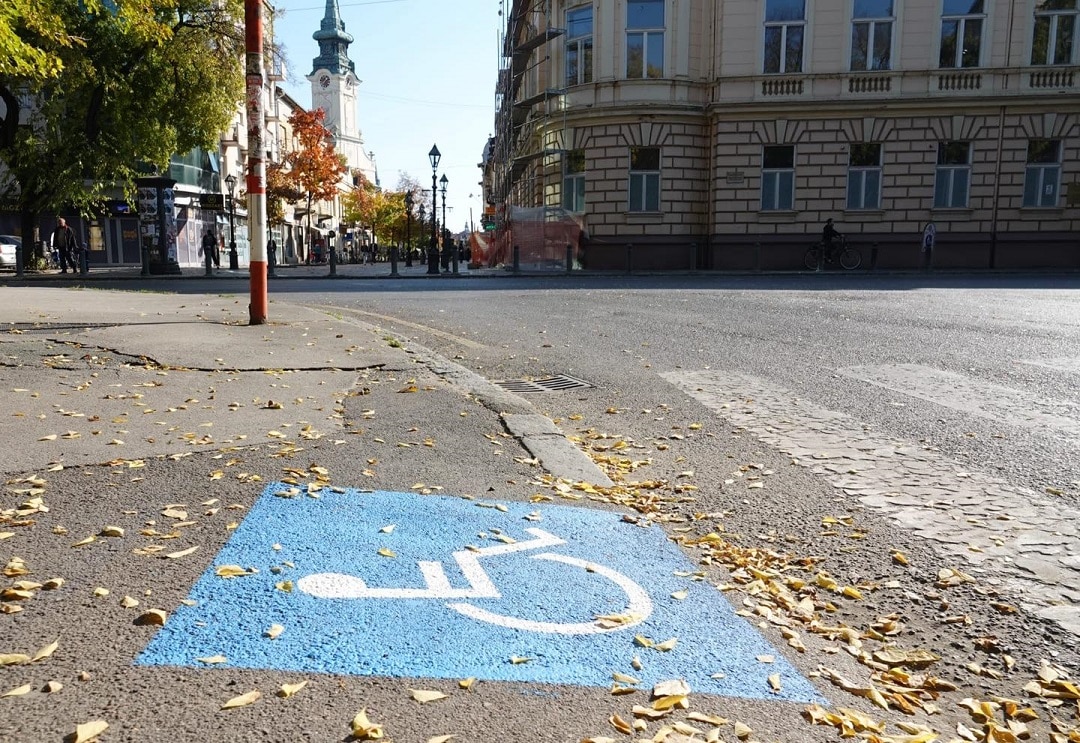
[488,0,1080,270]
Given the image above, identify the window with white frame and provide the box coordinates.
[851,0,894,71]
[761,145,795,210]
[940,0,985,68]
[764,0,806,73]
[626,0,664,79]
[1023,139,1062,207]
[847,143,882,209]
[628,146,661,212]
[563,149,586,212]
[566,5,593,86]
[1032,0,1078,65]
[934,141,971,208]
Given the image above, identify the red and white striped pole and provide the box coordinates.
[245,0,267,324]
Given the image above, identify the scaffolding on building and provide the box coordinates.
[482,0,585,270]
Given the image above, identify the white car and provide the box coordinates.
[0,235,19,270]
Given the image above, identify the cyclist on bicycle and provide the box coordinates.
[821,218,843,260]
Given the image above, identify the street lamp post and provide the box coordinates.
[225,173,239,270]
[427,144,441,275]
[440,174,455,274]
[404,191,413,268]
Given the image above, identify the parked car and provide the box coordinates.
[0,235,20,270]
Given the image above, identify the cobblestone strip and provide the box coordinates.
[662,369,1080,635]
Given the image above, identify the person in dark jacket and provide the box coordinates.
[52,218,79,273]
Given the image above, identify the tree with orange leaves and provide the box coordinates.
[283,108,346,261]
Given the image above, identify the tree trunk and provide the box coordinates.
[20,205,42,267]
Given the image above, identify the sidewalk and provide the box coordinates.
[1,259,501,282]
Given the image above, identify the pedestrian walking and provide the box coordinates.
[201,228,220,269]
[51,218,79,273]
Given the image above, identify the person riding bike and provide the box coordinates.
[821,218,843,260]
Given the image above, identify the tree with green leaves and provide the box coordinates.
[282,108,346,262]
[0,0,246,260]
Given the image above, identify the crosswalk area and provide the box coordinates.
[662,360,1080,635]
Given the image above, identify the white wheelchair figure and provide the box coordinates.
[297,528,653,635]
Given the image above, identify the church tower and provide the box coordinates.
[307,0,378,187]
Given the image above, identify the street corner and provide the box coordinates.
[136,484,823,703]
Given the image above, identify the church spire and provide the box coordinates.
[311,0,355,76]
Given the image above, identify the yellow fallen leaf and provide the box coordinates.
[164,546,199,559]
[610,714,633,734]
[221,689,261,709]
[265,624,284,639]
[351,708,384,739]
[733,721,753,739]
[43,680,62,693]
[71,535,96,547]
[671,590,689,600]
[70,720,109,743]
[120,596,139,608]
[39,434,58,441]
[277,681,308,698]
[426,736,456,743]
[379,524,396,534]
[215,565,256,577]
[655,637,678,651]
[458,677,476,690]
[0,654,30,666]
[768,673,782,692]
[377,548,396,558]
[410,688,449,703]
[135,609,167,626]
[196,655,227,664]
[1,683,32,697]
[99,526,124,538]
[509,656,533,664]
[31,639,59,662]
[42,578,64,590]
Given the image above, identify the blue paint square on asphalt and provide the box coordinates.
[137,486,822,702]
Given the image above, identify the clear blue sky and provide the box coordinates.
[274,0,501,232]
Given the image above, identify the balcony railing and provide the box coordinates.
[937,71,982,91]
[848,74,892,94]
[761,77,804,96]
[1029,68,1076,89]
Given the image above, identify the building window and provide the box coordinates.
[761,145,795,211]
[764,0,806,73]
[940,0,985,68]
[566,5,593,86]
[851,0,893,71]
[1024,139,1062,207]
[934,141,971,208]
[1032,0,1077,65]
[627,0,665,79]
[628,146,660,212]
[847,143,882,209]
[563,149,586,212]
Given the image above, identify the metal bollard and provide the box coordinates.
[80,249,89,276]
[689,242,698,272]
[512,244,520,274]
[390,246,399,277]
[565,244,573,274]
[328,244,337,276]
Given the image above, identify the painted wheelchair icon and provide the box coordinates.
[297,528,653,635]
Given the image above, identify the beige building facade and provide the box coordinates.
[487,0,1080,270]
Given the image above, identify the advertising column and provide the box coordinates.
[136,176,182,275]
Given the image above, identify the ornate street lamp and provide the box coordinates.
[225,173,239,270]
[440,173,452,273]
[404,190,413,268]
[427,144,441,275]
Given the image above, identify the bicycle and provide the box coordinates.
[804,235,862,271]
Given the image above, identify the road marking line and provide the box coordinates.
[838,363,1080,439]
[663,368,1080,636]
[1014,357,1080,374]
[321,305,487,350]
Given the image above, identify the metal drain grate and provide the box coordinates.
[493,374,593,394]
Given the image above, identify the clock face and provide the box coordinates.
[319,74,330,89]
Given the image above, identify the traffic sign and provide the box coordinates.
[137,486,820,702]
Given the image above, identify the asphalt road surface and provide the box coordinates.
[3,275,1080,743]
